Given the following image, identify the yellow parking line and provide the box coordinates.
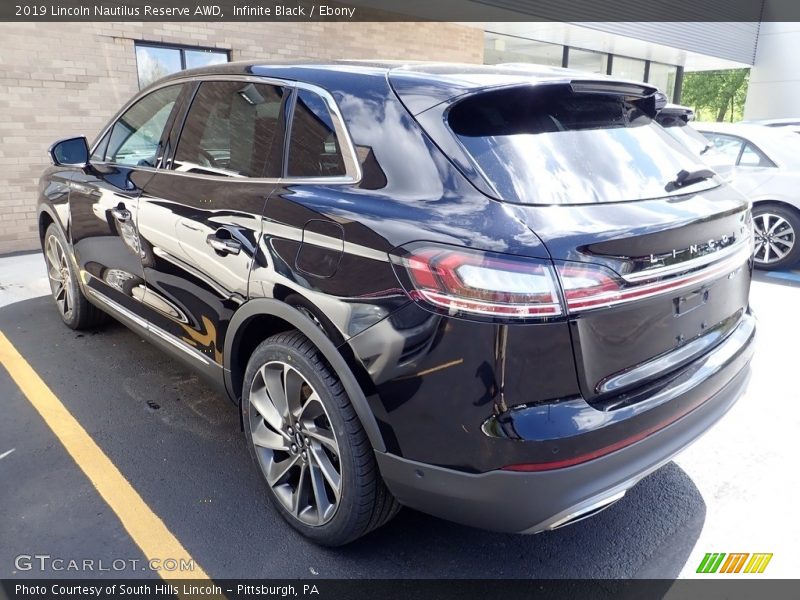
[0,330,209,581]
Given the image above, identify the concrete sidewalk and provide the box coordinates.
[0,252,50,308]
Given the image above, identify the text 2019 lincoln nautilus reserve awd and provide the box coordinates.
[37,61,756,546]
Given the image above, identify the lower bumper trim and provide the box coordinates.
[375,362,750,534]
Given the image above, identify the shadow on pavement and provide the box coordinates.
[0,296,705,579]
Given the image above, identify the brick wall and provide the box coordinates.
[0,22,483,254]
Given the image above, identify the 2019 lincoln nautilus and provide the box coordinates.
[38,61,756,545]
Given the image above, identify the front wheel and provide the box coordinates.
[242,330,399,546]
[43,223,107,330]
[752,204,800,270]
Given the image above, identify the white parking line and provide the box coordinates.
[0,448,15,460]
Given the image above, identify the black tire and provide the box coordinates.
[752,203,800,271]
[242,330,399,546]
[43,223,107,330]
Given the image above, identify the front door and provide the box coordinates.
[68,84,185,320]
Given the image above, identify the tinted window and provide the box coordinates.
[704,134,744,166]
[739,143,775,168]
[104,85,182,167]
[447,85,715,205]
[174,81,286,178]
[662,126,731,170]
[91,131,111,162]
[287,89,346,178]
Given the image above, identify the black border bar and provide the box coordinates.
[4,0,800,22]
[4,579,800,600]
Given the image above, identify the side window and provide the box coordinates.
[739,143,774,168]
[173,81,286,178]
[287,89,346,178]
[706,134,744,166]
[104,85,182,167]
[91,131,111,162]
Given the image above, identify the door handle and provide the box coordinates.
[206,233,241,256]
[110,207,132,222]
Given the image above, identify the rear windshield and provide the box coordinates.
[447,85,717,205]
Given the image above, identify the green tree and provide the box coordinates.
[681,69,750,122]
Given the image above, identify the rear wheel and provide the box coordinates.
[752,204,800,270]
[43,223,107,330]
[242,330,399,546]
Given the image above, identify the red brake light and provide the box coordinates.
[393,240,751,320]
[556,264,624,311]
[392,245,562,320]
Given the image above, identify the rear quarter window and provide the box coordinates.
[287,89,346,178]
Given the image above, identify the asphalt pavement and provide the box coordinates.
[0,253,797,579]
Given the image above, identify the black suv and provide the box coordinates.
[38,61,755,546]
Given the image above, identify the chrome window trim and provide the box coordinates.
[290,80,362,182]
[89,74,362,186]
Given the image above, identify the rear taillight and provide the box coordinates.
[390,244,562,321]
[391,241,750,321]
[556,241,751,312]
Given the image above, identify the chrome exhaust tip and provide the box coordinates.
[546,490,627,531]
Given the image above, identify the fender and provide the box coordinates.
[224,298,386,453]
[38,204,69,243]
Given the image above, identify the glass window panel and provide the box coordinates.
[91,131,111,162]
[135,46,182,89]
[447,85,715,205]
[739,143,775,168]
[567,48,608,74]
[484,32,563,67]
[611,56,646,82]
[174,81,286,178]
[287,89,346,178]
[704,134,744,166]
[185,49,229,70]
[648,62,678,101]
[105,85,182,167]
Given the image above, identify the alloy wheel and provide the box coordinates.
[45,234,74,320]
[248,361,342,526]
[753,211,795,265]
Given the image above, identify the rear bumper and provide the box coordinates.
[376,326,753,533]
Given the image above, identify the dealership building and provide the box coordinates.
[0,17,797,254]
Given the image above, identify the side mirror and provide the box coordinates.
[49,136,90,167]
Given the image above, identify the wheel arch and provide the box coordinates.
[38,206,61,247]
[751,198,800,218]
[224,298,386,453]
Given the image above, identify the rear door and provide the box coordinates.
[68,84,185,319]
[137,78,289,371]
[419,83,753,404]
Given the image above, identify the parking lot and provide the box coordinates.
[1,252,798,580]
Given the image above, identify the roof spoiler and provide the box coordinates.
[570,80,668,117]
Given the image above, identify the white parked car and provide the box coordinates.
[689,122,800,270]
[742,118,800,136]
